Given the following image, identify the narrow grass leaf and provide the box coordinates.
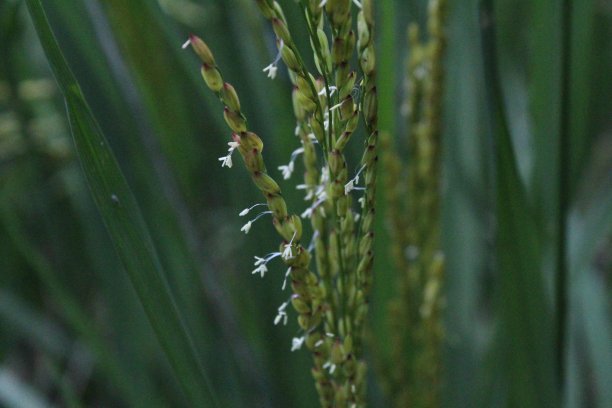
[442,2,492,406]
[480,2,557,406]
[0,200,150,408]
[24,1,218,406]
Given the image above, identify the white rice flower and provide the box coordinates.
[281,244,293,260]
[318,85,337,96]
[274,301,289,326]
[344,165,365,195]
[323,361,336,374]
[252,263,268,278]
[281,231,298,260]
[241,210,272,234]
[262,40,284,80]
[345,165,366,195]
[300,206,314,219]
[344,179,355,195]
[291,336,305,351]
[218,154,232,168]
[281,268,292,290]
[218,141,240,168]
[263,64,278,79]
[278,147,304,180]
[251,252,281,279]
[240,221,252,234]
[297,183,315,201]
[278,162,294,180]
[301,196,327,219]
[254,252,281,267]
[239,203,267,217]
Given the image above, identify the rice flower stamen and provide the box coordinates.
[344,164,367,195]
[239,203,268,217]
[281,267,292,290]
[262,40,284,80]
[278,147,305,180]
[291,336,305,351]
[281,231,297,260]
[218,141,240,168]
[274,300,290,325]
[240,211,272,234]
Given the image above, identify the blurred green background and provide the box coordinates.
[0,0,610,407]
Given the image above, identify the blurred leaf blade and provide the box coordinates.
[24,1,218,406]
[480,1,558,406]
[0,367,51,408]
[567,0,596,192]
[569,178,612,275]
[442,1,493,406]
[0,198,152,408]
[575,267,612,407]
[0,290,71,359]
[64,92,218,407]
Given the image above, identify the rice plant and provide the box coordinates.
[1,0,610,407]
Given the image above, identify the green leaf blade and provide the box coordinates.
[479,1,558,406]
[25,1,218,406]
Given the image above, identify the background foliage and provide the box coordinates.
[0,0,610,406]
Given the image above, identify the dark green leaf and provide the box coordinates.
[24,1,218,406]
[480,1,558,406]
